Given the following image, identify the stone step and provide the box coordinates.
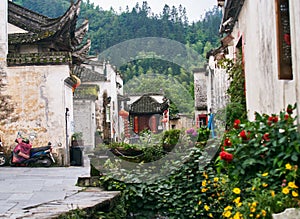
[16,187,120,219]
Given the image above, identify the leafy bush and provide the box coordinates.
[99,140,226,218]
[216,104,300,218]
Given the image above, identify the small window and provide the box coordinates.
[276,0,293,80]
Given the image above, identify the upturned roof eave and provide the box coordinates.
[219,0,245,34]
[8,0,81,33]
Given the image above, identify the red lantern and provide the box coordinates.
[119,109,129,117]
[161,118,168,123]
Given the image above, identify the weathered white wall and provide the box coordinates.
[229,0,298,120]
[207,56,229,113]
[194,69,207,123]
[8,23,27,34]
[0,1,7,60]
[290,0,300,125]
[2,65,70,159]
[73,100,95,151]
[103,64,119,141]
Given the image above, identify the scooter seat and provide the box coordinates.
[30,146,51,154]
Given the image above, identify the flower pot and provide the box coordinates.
[71,140,84,147]
[163,144,175,152]
[272,208,300,219]
[110,147,143,157]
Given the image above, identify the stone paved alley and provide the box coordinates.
[0,160,119,219]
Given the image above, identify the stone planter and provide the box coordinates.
[110,147,143,157]
[272,208,300,219]
[162,144,175,152]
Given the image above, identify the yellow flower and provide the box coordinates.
[198,200,202,205]
[214,177,219,182]
[262,183,268,187]
[250,214,253,217]
[233,197,241,204]
[233,188,241,194]
[204,204,210,211]
[222,177,227,184]
[202,180,207,187]
[224,205,233,211]
[203,171,208,179]
[208,213,213,218]
[292,191,299,197]
[252,187,256,191]
[282,187,290,194]
[262,172,268,177]
[233,212,243,219]
[250,207,256,213]
[202,188,208,193]
[286,163,292,170]
[288,181,299,189]
[251,202,258,207]
[237,202,242,207]
[270,190,275,197]
[256,214,260,218]
[223,210,232,218]
[261,210,267,217]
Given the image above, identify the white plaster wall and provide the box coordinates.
[106,64,119,141]
[8,23,28,34]
[230,0,297,120]
[3,65,70,152]
[290,0,300,125]
[0,1,7,60]
[73,100,95,151]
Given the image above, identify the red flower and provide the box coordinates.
[287,105,293,114]
[284,114,289,120]
[239,130,250,140]
[233,119,241,129]
[220,151,233,162]
[224,137,232,147]
[268,116,278,125]
[263,133,270,142]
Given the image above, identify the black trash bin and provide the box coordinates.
[70,146,83,166]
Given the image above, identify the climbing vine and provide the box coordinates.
[218,55,247,128]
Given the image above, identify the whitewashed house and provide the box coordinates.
[213,0,300,123]
[74,57,124,145]
[0,0,89,165]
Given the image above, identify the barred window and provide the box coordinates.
[276,0,293,80]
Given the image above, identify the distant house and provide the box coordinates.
[127,93,169,134]
[193,68,208,127]
[211,0,300,123]
[74,57,124,145]
[0,0,89,165]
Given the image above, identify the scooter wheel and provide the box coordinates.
[9,156,16,167]
[40,157,52,167]
[0,155,6,166]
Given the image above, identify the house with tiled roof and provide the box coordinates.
[207,0,300,124]
[73,57,125,146]
[0,0,89,165]
[127,93,169,134]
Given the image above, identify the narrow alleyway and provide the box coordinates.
[0,158,119,218]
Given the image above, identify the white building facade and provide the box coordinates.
[217,0,300,123]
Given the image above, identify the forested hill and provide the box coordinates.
[13,0,222,105]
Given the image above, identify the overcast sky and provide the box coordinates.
[89,0,217,22]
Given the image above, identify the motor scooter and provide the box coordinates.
[0,139,7,166]
[10,134,55,167]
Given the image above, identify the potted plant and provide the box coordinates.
[71,132,84,146]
